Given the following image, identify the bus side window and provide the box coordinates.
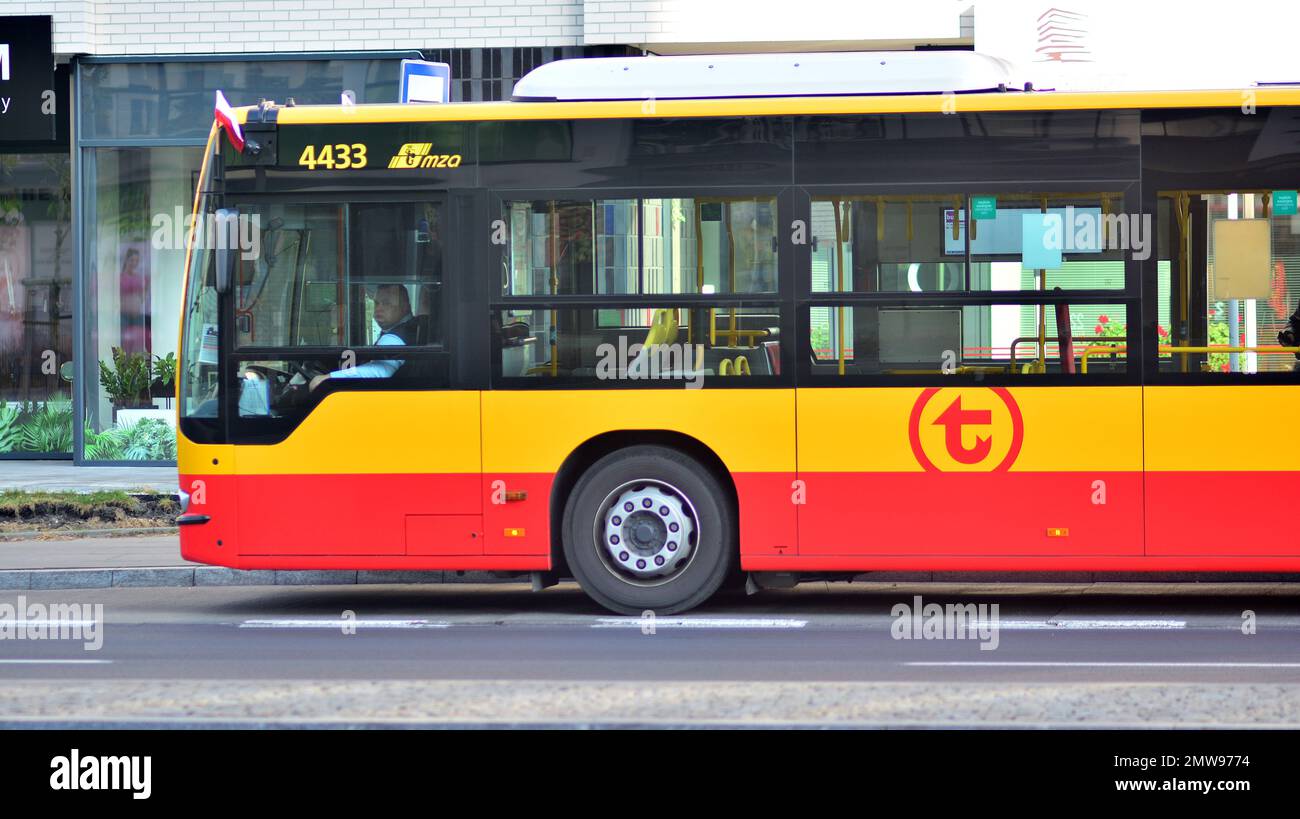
[1155,191,1300,375]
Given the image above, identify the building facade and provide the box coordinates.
[0,0,970,464]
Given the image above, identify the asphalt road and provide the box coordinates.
[3,581,1300,727]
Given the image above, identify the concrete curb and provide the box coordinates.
[0,567,522,591]
[0,717,1294,730]
[0,526,178,542]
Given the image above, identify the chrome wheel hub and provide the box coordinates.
[599,481,696,579]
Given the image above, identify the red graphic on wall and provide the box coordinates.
[1036,8,1094,63]
[908,388,1025,473]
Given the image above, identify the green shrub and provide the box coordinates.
[84,418,176,461]
[0,403,22,453]
[18,396,73,453]
[98,348,152,407]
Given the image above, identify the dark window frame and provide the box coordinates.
[218,192,455,444]
[488,186,796,389]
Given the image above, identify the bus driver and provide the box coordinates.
[310,284,419,390]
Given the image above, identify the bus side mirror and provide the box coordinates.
[213,208,239,294]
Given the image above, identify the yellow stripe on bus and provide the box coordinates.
[797,387,1144,472]
[187,384,1299,477]
[177,439,236,475]
[1145,386,1300,471]
[482,389,796,474]
[245,87,1300,126]
[233,391,482,475]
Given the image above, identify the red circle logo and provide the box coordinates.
[907,387,1024,472]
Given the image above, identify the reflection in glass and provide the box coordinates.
[1155,191,1300,375]
[0,153,74,456]
[812,194,1128,294]
[497,305,781,382]
[809,303,1129,376]
[504,197,777,297]
[85,147,201,460]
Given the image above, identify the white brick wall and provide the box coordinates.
[0,0,586,55]
[0,0,969,57]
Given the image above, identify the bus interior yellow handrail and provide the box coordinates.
[1079,345,1300,373]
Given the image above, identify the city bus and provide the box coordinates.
[176,51,1300,615]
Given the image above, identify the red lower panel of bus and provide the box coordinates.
[178,470,797,570]
[177,470,1300,571]
[1145,470,1297,557]
[794,470,1144,557]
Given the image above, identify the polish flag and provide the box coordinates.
[214,90,245,152]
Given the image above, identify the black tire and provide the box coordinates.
[562,445,735,615]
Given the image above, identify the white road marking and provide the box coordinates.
[0,659,111,665]
[593,618,808,629]
[997,619,1187,630]
[908,661,1300,668]
[3,621,101,628]
[239,619,450,629]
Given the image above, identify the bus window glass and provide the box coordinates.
[232,202,444,350]
[808,302,1129,376]
[233,204,344,349]
[180,232,219,419]
[1155,190,1300,375]
[812,193,1128,293]
[495,305,781,383]
[502,196,777,297]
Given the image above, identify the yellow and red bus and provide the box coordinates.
[176,52,1300,614]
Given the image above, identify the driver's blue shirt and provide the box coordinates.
[328,314,416,379]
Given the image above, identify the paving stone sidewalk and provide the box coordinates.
[0,461,177,493]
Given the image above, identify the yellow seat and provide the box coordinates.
[718,356,751,377]
[643,308,679,348]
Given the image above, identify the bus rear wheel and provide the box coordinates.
[562,445,734,615]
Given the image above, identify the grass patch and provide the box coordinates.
[0,490,179,530]
[0,490,134,509]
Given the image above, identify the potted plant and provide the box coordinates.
[98,347,153,420]
[150,351,177,406]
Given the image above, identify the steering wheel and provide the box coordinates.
[286,360,325,381]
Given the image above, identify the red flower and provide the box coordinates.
[1157,326,1169,338]
[1098,314,1110,324]
[1094,324,1104,334]
[1221,363,1230,372]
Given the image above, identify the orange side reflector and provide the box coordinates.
[1046,527,1070,537]
[504,528,526,538]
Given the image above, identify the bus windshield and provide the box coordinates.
[180,129,221,421]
